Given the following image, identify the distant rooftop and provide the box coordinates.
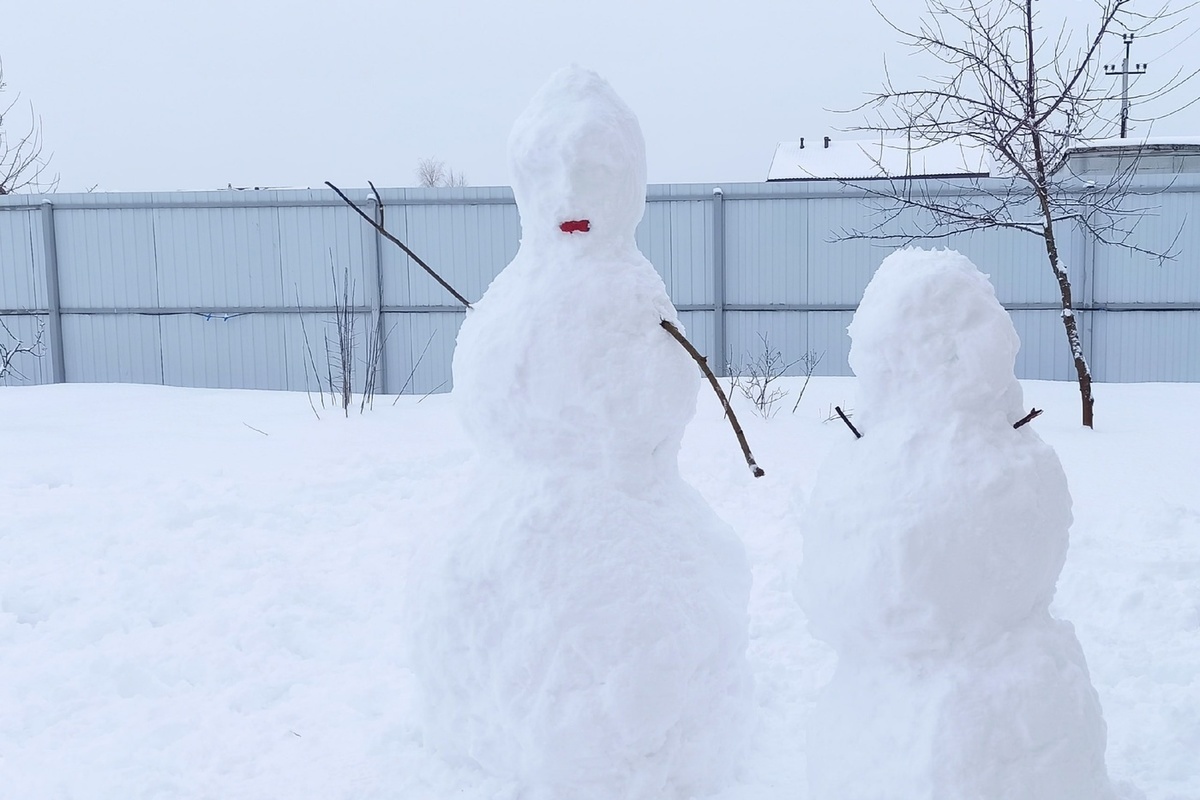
[767,137,991,181]
[1066,135,1200,152]
[1057,136,1200,176]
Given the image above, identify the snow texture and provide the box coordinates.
[406,66,754,800]
[2,379,1199,799]
[799,248,1116,799]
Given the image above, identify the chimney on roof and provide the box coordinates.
[800,137,805,149]
[824,136,831,149]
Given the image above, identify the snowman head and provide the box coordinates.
[508,66,647,247]
[849,248,1025,425]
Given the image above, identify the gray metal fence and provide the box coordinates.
[2,177,1199,393]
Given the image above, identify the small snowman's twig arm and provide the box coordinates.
[325,180,474,309]
[1013,408,1043,429]
[660,319,765,478]
[835,406,862,439]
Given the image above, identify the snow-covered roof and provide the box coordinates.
[1056,136,1200,176]
[1065,135,1200,152]
[767,137,991,181]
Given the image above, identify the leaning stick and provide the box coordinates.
[327,179,764,477]
[660,320,765,478]
[325,181,473,309]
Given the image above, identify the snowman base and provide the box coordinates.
[808,615,1115,800]
[408,468,753,800]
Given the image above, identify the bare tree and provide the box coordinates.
[0,58,57,194]
[415,156,467,188]
[727,334,808,419]
[841,0,1197,428]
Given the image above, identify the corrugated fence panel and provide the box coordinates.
[397,200,519,308]
[725,198,806,305]
[675,310,714,363]
[62,314,163,384]
[805,197,886,307]
[4,179,1199,392]
[379,199,413,307]
[0,315,53,385]
[278,206,373,309]
[637,199,712,307]
[805,193,1056,308]
[721,307,1078,381]
[383,311,466,394]
[0,209,45,309]
[157,312,321,390]
[1009,310,1077,381]
[286,312,377,397]
[724,308,854,378]
[806,311,855,377]
[725,310,810,375]
[54,208,159,309]
[154,206,284,308]
[937,224,1057,306]
[1092,191,1200,304]
[1093,310,1200,382]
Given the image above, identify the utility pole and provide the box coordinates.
[1104,33,1147,139]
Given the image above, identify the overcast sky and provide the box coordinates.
[3,0,1197,193]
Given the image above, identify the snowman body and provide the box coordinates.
[408,67,753,800]
[799,249,1116,800]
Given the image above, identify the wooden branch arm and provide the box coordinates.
[1013,407,1043,429]
[660,319,765,478]
[835,406,862,439]
[325,180,474,309]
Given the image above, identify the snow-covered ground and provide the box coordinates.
[1,378,1197,799]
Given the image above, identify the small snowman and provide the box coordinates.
[799,248,1116,800]
[407,66,753,800]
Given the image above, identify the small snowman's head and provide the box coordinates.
[508,66,647,246]
[849,248,1025,425]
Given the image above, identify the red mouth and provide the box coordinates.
[559,219,591,234]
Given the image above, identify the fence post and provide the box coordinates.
[40,200,66,384]
[712,186,727,377]
[368,191,388,393]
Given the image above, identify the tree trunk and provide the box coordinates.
[1041,222,1096,428]
[1021,4,1095,430]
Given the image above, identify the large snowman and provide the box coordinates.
[407,66,753,800]
[799,248,1116,800]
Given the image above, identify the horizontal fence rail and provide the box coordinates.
[2,177,1199,393]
